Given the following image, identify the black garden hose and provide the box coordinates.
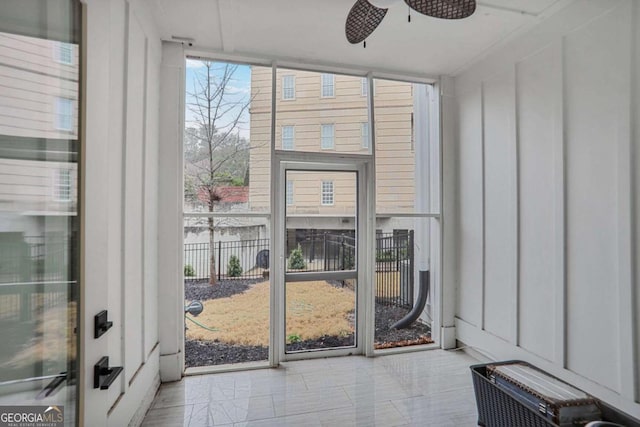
[391,270,429,329]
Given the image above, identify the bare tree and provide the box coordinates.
[185,61,253,285]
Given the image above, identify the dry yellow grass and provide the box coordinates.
[186,280,355,346]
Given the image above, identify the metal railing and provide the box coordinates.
[184,230,414,308]
[286,231,356,273]
[0,237,76,322]
[375,230,414,307]
[184,238,269,281]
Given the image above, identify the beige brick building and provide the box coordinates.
[249,68,417,220]
[0,33,79,234]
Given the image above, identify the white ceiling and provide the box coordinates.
[146,0,567,77]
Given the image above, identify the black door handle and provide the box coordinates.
[93,357,123,390]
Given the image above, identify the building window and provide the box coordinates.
[282,125,294,150]
[321,124,334,149]
[282,75,295,100]
[321,180,334,206]
[54,169,72,202]
[55,97,73,131]
[286,180,294,206]
[54,42,73,65]
[321,73,335,97]
[361,122,370,149]
[361,77,375,96]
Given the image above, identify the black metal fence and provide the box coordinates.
[184,238,270,281]
[184,230,415,308]
[0,236,75,322]
[375,230,414,307]
[287,231,356,272]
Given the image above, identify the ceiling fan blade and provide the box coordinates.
[404,0,476,19]
[345,0,388,44]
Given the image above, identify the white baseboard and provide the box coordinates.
[159,352,182,382]
[127,374,160,427]
[440,325,456,349]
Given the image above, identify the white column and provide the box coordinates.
[413,84,431,325]
[157,42,185,381]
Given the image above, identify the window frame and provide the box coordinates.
[282,75,296,100]
[320,123,335,150]
[286,180,294,206]
[53,168,72,202]
[282,125,295,150]
[55,97,74,131]
[321,73,335,98]
[361,122,370,149]
[54,41,73,65]
[320,180,334,206]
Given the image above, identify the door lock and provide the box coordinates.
[94,310,113,339]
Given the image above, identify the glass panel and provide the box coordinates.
[285,279,356,352]
[0,1,81,423]
[184,61,272,214]
[183,60,272,367]
[373,79,438,215]
[275,68,370,155]
[373,217,437,349]
[373,79,437,349]
[285,170,357,352]
[183,215,270,367]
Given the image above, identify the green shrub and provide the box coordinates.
[231,177,245,186]
[287,244,306,270]
[227,255,243,277]
[287,333,302,344]
[341,248,355,270]
[184,264,195,277]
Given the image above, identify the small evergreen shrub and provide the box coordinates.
[184,264,195,277]
[287,333,302,344]
[287,244,306,270]
[227,255,243,277]
[341,248,355,270]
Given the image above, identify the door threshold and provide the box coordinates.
[185,360,273,376]
[373,342,440,356]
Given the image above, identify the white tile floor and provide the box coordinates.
[143,350,479,426]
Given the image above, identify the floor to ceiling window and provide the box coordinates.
[182,58,440,369]
[0,1,81,424]
[372,79,439,350]
[183,60,272,368]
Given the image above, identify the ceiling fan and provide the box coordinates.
[345,0,477,45]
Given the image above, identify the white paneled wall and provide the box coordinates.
[453,0,640,417]
[84,0,161,425]
[515,42,562,364]
[455,87,483,329]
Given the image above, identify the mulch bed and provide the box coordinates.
[185,279,432,368]
[185,278,262,301]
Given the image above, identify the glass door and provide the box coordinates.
[0,1,81,424]
[277,160,367,360]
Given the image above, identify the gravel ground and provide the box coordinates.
[185,280,432,368]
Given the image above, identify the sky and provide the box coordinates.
[185,59,252,139]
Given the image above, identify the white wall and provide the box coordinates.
[83,0,161,425]
[453,0,640,417]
